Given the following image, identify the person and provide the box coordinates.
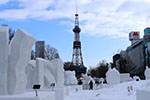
[78,79,83,85]
[89,80,93,90]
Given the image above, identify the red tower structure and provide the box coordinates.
[72,13,84,66]
[71,11,86,78]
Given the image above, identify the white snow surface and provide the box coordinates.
[65,80,150,100]
[0,90,55,100]
[28,60,36,67]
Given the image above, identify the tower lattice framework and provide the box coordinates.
[71,13,84,66]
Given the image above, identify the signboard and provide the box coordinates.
[129,31,140,41]
[144,27,150,35]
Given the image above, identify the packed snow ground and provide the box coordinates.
[65,80,150,100]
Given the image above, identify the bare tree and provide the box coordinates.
[9,28,15,42]
[88,60,108,78]
[31,50,35,60]
[64,61,76,71]
[45,45,60,61]
[1,24,15,42]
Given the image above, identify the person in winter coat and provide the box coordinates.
[89,80,93,90]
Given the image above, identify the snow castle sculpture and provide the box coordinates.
[0,26,36,95]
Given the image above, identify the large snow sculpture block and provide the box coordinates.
[120,73,132,82]
[26,60,36,89]
[50,59,64,88]
[8,29,36,95]
[34,58,45,88]
[26,58,64,100]
[50,59,64,100]
[0,26,9,95]
[26,58,56,89]
[35,58,56,88]
[44,62,56,88]
[145,66,150,80]
[106,68,120,85]
[64,71,77,85]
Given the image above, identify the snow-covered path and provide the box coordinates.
[65,80,150,100]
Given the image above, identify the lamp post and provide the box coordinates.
[33,84,41,97]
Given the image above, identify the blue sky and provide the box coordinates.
[0,0,150,67]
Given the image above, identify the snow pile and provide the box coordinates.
[106,68,120,85]
[144,66,150,80]
[64,71,77,85]
[65,80,150,100]
[64,85,82,97]
[28,60,36,67]
[136,89,150,100]
[133,76,140,81]
[120,73,132,82]
[0,91,55,100]
[136,80,150,100]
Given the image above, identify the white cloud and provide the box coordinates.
[0,0,150,38]
[18,0,54,10]
[0,0,13,5]
[0,9,30,20]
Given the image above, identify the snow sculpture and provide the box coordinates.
[26,58,64,90]
[100,78,104,84]
[43,60,56,88]
[26,60,36,89]
[106,68,120,85]
[50,59,64,88]
[133,76,140,81]
[34,58,45,88]
[99,78,104,88]
[0,27,36,95]
[145,66,150,80]
[82,74,93,90]
[26,55,64,100]
[64,71,77,85]
[51,59,64,100]
[120,73,132,82]
[8,29,36,94]
[26,58,56,89]
[0,26,9,95]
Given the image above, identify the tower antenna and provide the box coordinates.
[76,0,78,14]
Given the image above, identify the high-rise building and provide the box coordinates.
[35,41,45,58]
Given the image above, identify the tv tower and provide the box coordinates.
[71,2,84,66]
[71,0,86,78]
